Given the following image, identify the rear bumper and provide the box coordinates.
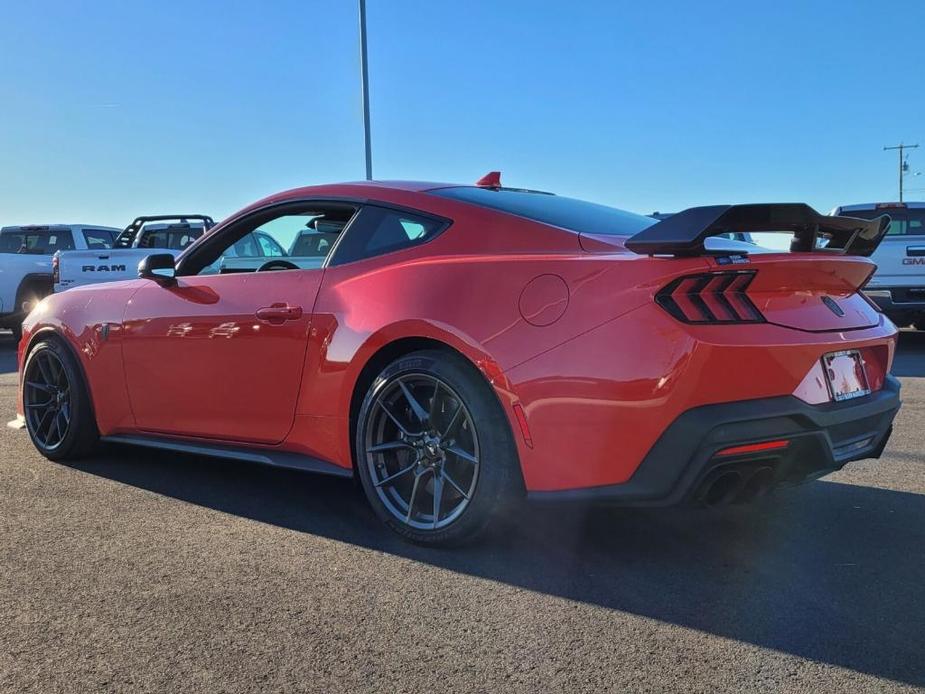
[865,288,925,312]
[528,375,901,505]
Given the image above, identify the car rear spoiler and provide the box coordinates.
[624,203,890,257]
[114,215,215,249]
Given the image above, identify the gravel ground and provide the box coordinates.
[1,329,923,693]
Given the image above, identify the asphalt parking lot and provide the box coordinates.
[1,331,923,693]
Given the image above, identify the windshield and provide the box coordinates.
[431,187,656,236]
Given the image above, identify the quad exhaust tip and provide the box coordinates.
[697,465,776,507]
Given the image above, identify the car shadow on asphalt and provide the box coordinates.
[893,329,925,377]
[67,444,925,687]
[0,333,17,374]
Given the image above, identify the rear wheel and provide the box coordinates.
[22,339,98,460]
[355,350,519,546]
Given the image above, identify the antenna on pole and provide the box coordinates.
[359,0,373,180]
[884,142,919,203]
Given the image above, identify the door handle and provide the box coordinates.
[255,303,303,324]
[906,246,925,257]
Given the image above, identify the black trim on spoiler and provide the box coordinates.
[625,203,890,257]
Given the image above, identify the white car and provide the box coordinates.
[53,215,213,292]
[0,224,120,340]
[833,202,925,328]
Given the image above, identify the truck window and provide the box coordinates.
[231,233,262,257]
[139,227,204,250]
[0,229,75,254]
[82,229,116,249]
[842,208,925,236]
[256,232,285,257]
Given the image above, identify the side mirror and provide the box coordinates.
[138,253,177,284]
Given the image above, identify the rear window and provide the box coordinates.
[82,228,115,249]
[0,229,75,254]
[431,187,656,236]
[139,227,204,250]
[840,207,925,236]
[329,206,445,265]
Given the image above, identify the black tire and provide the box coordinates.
[355,350,519,546]
[22,338,98,461]
[16,279,51,317]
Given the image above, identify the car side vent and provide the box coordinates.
[656,271,764,324]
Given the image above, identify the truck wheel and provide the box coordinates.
[22,339,98,460]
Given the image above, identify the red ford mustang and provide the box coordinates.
[13,175,901,544]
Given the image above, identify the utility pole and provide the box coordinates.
[359,0,373,180]
[884,143,919,202]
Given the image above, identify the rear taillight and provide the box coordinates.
[858,267,884,314]
[52,255,59,284]
[656,271,764,324]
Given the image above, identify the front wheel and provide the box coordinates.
[355,350,519,546]
[22,338,98,460]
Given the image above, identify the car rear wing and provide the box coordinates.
[625,203,890,257]
[114,215,215,249]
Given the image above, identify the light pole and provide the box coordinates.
[884,143,919,202]
[359,0,373,180]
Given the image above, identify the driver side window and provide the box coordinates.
[187,203,357,276]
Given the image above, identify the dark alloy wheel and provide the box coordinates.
[355,350,519,546]
[22,339,98,460]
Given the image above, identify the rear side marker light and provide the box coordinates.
[512,402,533,448]
[656,270,764,324]
[715,440,790,457]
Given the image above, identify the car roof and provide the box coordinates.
[0,224,121,232]
[231,180,486,222]
[281,180,457,196]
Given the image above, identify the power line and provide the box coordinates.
[884,143,919,202]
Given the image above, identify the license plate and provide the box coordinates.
[823,350,870,402]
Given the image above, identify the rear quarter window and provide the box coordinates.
[329,206,446,265]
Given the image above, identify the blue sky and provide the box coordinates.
[1,0,923,227]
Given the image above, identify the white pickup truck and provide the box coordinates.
[53,215,214,293]
[832,202,925,329]
[0,224,120,340]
